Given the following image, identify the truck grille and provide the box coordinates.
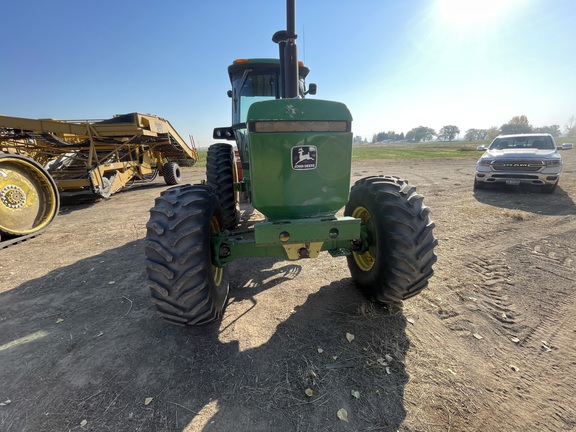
[491,159,544,172]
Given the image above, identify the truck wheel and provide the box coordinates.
[145,184,229,325]
[345,176,438,303]
[473,179,485,189]
[163,162,182,185]
[543,181,557,194]
[206,143,240,229]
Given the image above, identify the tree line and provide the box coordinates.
[357,115,576,144]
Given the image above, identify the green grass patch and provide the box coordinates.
[351,142,486,161]
[193,143,483,167]
[192,137,576,167]
[192,149,207,168]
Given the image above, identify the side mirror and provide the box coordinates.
[476,145,486,151]
[227,90,233,98]
[305,83,317,95]
[562,143,574,150]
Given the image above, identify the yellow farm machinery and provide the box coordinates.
[0,112,198,248]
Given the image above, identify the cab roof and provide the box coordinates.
[228,58,310,79]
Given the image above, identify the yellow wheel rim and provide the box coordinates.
[232,151,240,205]
[351,206,376,271]
[210,215,223,285]
[0,157,58,235]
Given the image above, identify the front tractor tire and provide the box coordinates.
[206,143,240,230]
[345,176,438,303]
[145,184,229,325]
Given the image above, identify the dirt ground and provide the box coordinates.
[1,149,575,432]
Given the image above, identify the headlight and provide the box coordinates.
[545,159,561,167]
[477,159,492,166]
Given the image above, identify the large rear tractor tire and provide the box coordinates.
[0,152,59,238]
[163,161,182,185]
[345,176,437,303]
[206,143,240,230]
[145,184,229,325]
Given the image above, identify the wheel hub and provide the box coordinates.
[210,215,224,285]
[1,185,26,209]
[350,205,377,271]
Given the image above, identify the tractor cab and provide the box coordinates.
[227,58,314,126]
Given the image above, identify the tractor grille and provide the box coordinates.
[491,159,544,172]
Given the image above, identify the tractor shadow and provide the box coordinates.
[0,241,409,432]
[473,184,576,215]
[57,180,171,215]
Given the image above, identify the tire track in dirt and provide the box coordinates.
[482,287,576,432]
[443,218,576,337]
[506,236,576,345]
[448,226,576,338]
[450,215,576,256]
[455,230,576,431]
[463,258,519,335]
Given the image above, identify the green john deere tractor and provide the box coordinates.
[144,0,437,325]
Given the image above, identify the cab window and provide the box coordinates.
[232,73,278,124]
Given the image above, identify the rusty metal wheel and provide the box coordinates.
[0,152,59,237]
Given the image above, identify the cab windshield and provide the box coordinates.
[232,72,278,124]
[231,69,308,125]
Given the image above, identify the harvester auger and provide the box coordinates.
[0,112,198,248]
[145,0,438,325]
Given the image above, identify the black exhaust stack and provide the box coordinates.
[272,30,287,98]
[273,0,299,99]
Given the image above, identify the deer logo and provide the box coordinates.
[292,146,317,170]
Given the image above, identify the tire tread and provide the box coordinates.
[345,175,438,303]
[145,184,229,325]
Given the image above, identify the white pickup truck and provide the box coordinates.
[474,133,567,194]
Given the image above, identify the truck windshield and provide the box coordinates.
[489,136,555,150]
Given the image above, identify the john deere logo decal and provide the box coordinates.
[292,146,317,170]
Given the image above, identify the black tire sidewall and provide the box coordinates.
[163,162,181,185]
[206,143,240,229]
[145,184,229,325]
[345,176,437,302]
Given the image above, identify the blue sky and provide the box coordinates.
[2,0,575,146]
